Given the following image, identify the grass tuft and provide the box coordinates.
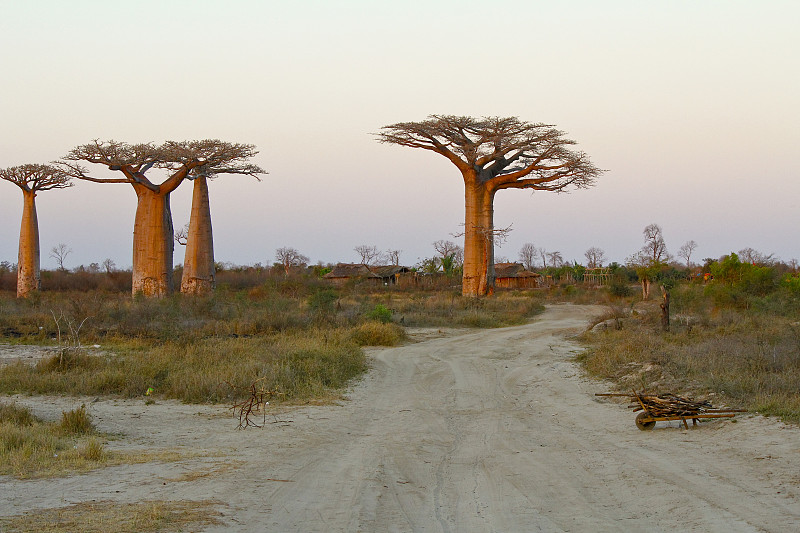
[0,402,36,426]
[349,321,407,346]
[0,499,223,533]
[58,404,94,435]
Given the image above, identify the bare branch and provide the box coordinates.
[0,164,73,192]
[354,245,381,266]
[377,115,603,192]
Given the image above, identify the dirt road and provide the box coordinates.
[3,304,800,531]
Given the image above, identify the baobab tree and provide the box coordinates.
[584,246,606,269]
[61,140,263,297]
[546,251,565,268]
[0,164,72,297]
[275,247,309,276]
[165,141,264,295]
[378,115,602,296]
[433,240,463,265]
[628,223,671,300]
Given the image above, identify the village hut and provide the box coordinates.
[323,263,380,285]
[494,262,541,289]
[370,265,414,286]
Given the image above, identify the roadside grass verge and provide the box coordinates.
[0,286,543,404]
[382,290,545,328]
[578,294,800,424]
[0,402,183,479]
[0,331,369,404]
[0,499,223,533]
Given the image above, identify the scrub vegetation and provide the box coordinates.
[0,274,545,405]
[579,257,800,423]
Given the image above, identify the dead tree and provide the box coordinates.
[518,242,537,270]
[354,245,381,266]
[660,285,670,332]
[49,243,73,272]
[0,164,72,297]
[378,115,602,296]
[678,240,698,268]
[384,249,402,266]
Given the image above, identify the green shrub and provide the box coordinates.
[308,288,339,321]
[607,276,632,297]
[366,304,393,323]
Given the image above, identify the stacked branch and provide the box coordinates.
[597,391,744,418]
[629,392,712,417]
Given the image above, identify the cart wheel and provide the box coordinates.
[635,412,656,431]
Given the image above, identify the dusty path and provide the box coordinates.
[2,304,800,531]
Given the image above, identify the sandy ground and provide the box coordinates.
[2,304,800,532]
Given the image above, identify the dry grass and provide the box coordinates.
[579,290,800,423]
[0,401,186,479]
[0,285,547,404]
[348,321,407,346]
[163,459,245,482]
[0,332,369,404]
[0,499,223,533]
[384,290,544,328]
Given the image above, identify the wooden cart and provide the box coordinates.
[597,391,746,430]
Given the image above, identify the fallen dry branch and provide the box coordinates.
[225,378,284,429]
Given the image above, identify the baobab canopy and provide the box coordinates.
[0,164,72,298]
[377,115,603,297]
[60,139,265,297]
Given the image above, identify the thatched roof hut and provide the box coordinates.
[324,264,416,286]
[323,263,379,284]
[371,265,414,285]
[494,262,541,289]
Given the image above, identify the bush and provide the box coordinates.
[349,322,406,346]
[607,276,632,298]
[366,304,393,323]
[308,288,339,322]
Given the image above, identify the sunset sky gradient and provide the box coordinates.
[1,0,798,270]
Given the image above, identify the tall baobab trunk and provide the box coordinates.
[181,176,215,295]
[131,184,175,297]
[462,181,495,297]
[17,190,40,298]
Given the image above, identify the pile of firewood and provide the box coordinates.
[596,391,745,430]
[596,391,718,417]
[628,392,713,417]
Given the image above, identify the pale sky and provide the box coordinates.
[1,1,798,270]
